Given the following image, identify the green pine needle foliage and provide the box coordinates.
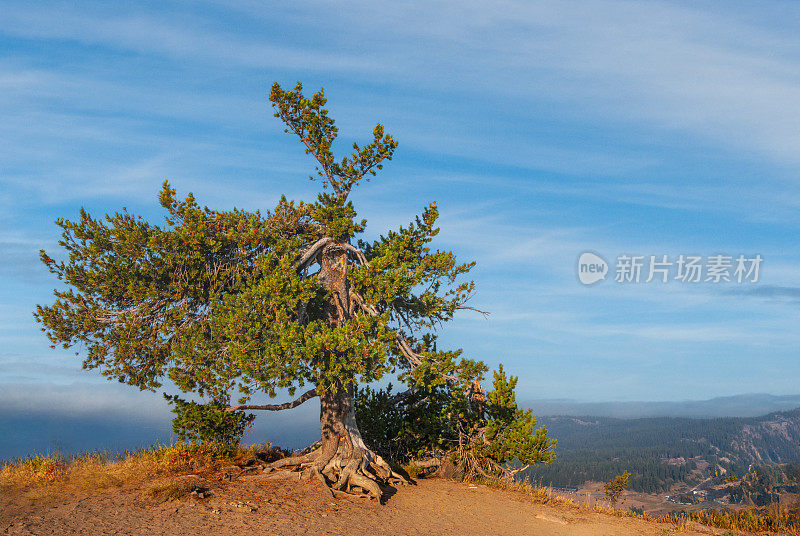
[163,394,254,449]
[480,365,556,467]
[357,364,556,475]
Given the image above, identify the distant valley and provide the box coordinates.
[524,407,800,507]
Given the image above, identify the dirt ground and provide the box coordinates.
[1,473,735,536]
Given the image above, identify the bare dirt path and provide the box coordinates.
[1,476,731,536]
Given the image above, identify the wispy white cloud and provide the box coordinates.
[377,0,800,166]
[7,0,800,170]
[0,5,381,73]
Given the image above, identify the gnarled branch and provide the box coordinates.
[351,290,421,367]
[298,237,333,270]
[226,388,317,412]
[342,243,369,267]
[351,290,467,382]
[394,333,423,367]
[351,290,420,367]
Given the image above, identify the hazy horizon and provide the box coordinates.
[3,386,799,462]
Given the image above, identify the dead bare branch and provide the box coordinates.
[456,305,490,317]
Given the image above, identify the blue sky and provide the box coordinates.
[2,0,800,438]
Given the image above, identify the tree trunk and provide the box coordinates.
[318,243,349,326]
[266,381,404,499]
[314,383,397,497]
[266,243,406,500]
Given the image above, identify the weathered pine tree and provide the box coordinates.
[35,82,485,499]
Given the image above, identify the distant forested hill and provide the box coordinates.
[524,394,800,418]
[523,408,800,493]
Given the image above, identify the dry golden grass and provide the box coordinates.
[478,476,582,509]
[471,475,800,534]
[402,463,424,479]
[143,479,197,502]
[659,503,800,534]
[0,443,249,502]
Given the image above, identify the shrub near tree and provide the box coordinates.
[357,364,556,480]
[163,394,254,450]
[475,365,556,476]
[35,82,554,499]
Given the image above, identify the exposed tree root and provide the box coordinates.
[264,440,408,501]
